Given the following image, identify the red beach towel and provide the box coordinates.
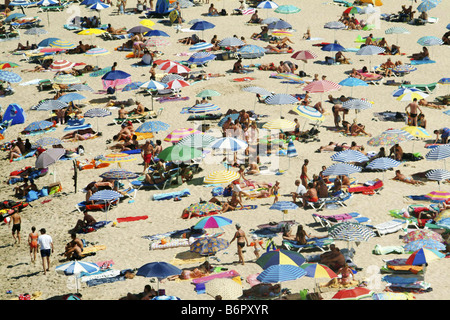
[116,215,148,223]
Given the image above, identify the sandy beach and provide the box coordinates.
[0,0,449,302]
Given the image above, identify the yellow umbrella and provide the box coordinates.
[140,19,155,28]
[272,31,293,37]
[401,126,431,139]
[100,153,137,167]
[78,28,106,35]
[262,119,296,131]
[203,170,240,184]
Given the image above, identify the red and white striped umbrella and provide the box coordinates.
[303,80,341,93]
[49,59,76,72]
[291,50,318,61]
[166,79,190,89]
[159,61,190,74]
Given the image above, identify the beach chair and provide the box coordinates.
[282,238,335,253]
[371,219,407,237]
[348,179,384,195]
[400,83,438,94]
[312,212,371,228]
[325,57,336,65]
[306,192,353,211]
[131,168,180,191]
[38,79,53,91]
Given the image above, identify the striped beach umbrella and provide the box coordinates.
[425,169,450,190]
[85,47,110,67]
[300,263,338,284]
[84,108,111,118]
[331,150,369,163]
[356,45,385,55]
[33,137,62,148]
[257,1,278,9]
[342,99,372,111]
[269,201,299,220]
[392,87,423,97]
[160,74,184,83]
[178,133,215,149]
[140,80,168,91]
[203,170,240,184]
[292,105,325,122]
[322,163,362,176]
[166,79,190,90]
[425,191,450,202]
[100,153,137,165]
[23,121,54,133]
[256,264,306,286]
[256,249,305,270]
[426,144,450,162]
[49,39,76,49]
[332,287,374,300]
[99,169,139,181]
[262,119,296,131]
[57,93,86,103]
[145,38,171,49]
[89,1,110,10]
[189,42,213,51]
[54,74,80,85]
[164,128,202,143]
[366,157,401,170]
[55,261,100,292]
[401,126,431,139]
[0,62,19,69]
[291,50,317,61]
[187,52,216,65]
[265,93,299,116]
[35,99,68,111]
[242,86,272,96]
[406,248,444,265]
[287,139,298,158]
[0,70,22,83]
[303,80,341,93]
[417,36,443,46]
[385,26,409,43]
[404,239,446,252]
[329,222,376,243]
[396,91,428,101]
[136,121,170,133]
[324,21,346,29]
[210,137,248,152]
[187,103,220,114]
[193,216,232,230]
[218,37,245,47]
[163,63,191,74]
[49,60,76,72]
[196,89,221,98]
[69,84,94,92]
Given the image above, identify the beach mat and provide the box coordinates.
[81,245,106,257]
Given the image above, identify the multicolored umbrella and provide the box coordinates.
[203,170,240,184]
[33,137,61,148]
[101,70,132,89]
[157,145,203,162]
[405,248,444,265]
[256,264,306,284]
[396,91,428,101]
[145,38,171,49]
[0,62,19,69]
[140,80,168,91]
[193,216,232,230]
[190,236,229,257]
[367,130,413,147]
[256,249,305,270]
[53,74,80,85]
[401,126,431,139]
[403,229,444,244]
[99,169,139,181]
[417,0,439,13]
[300,263,338,279]
[187,52,216,65]
[257,1,279,10]
[49,39,76,49]
[23,121,54,133]
[0,70,22,83]
[424,191,450,202]
[392,87,424,97]
[292,105,325,122]
[332,287,374,300]
[164,128,202,143]
[343,6,362,14]
[187,103,220,114]
[100,153,137,165]
[122,81,144,92]
[136,121,170,133]
[185,202,222,216]
[404,239,446,252]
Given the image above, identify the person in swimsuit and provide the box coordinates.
[28,226,39,263]
[393,170,424,185]
[302,182,318,208]
[64,232,84,260]
[434,128,450,144]
[300,159,309,187]
[9,208,21,244]
[230,223,249,265]
[405,98,423,126]
[270,180,280,204]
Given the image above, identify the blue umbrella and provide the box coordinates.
[38,37,60,47]
[339,78,368,96]
[0,70,22,83]
[122,81,144,92]
[256,264,306,291]
[5,13,26,23]
[417,36,443,46]
[269,201,298,219]
[426,169,450,190]
[36,0,58,5]
[321,43,346,52]
[210,137,247,152]
[287,139,298,158]
[140,80,168,90]
[101,70,131,81]
[89,189,122,201]
[144,29,170,37]
[80,0,99,5]
[426,145,450,161]
[137,261,182,295]
[24,121,54,132]
[322,163,362,176]
[187,52,216,65]
[331,150,369,163]
[356,45,385,55]
[89,1,110,10]
[99,169,139,180]
[267,20,292,30]
[135,121,170,133]
[417,0,438,12]
[218,113,240,127]
[57,93,86,103]
[190,20,215,31]
[218,37,245,47]
[238,44,266,59]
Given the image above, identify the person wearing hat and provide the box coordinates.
[37,228,53,275]
[230,223,249,265]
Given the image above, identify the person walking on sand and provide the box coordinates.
[300,159,310,187]
[9,208,21,245]
[230,223,249,265]
[28,226,39,264]
[270,180,280,204]
[37,228,53,275]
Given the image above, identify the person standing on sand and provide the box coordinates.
[141,140,154,173]
[9,208,21,245]
[405,98,422,126]
[28,226,39,264]
[300,159,309,187]
[230,223,249,265]
[37,228,53,275]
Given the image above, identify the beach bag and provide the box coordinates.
[25,190,39,203]
[220,9,227,16]
[39,188,49,197]
[107,87,115,94]
[298,70,307,77]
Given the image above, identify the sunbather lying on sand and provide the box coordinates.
[419,98,446,110]
[316,142,348,153]
[393,170,425,185]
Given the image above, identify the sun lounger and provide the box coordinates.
[371,219,407,237]
[131,169,180,191]
[282,237,335,252]
[75,199,119,213]
[312,212,370,228]
[150,238,194,250]
[372,244,405,255]
[400,83,438,94]
[305,192,353,211]
[192,270,240,285]
[348,179,384,195]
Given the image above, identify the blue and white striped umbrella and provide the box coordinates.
[84,108,111,118]
[392,87,423,97]
[187,103,220,113]
[37,0,58,5]
[426,169,450,181]
[342,99,372,111]
[267,20,292,30]
[136,121,170,133]
[187,52,216,64]
[24,121,54,133]
[218,37,245,47]
[89,190,122,201]
[287,140,298,157]
[69,84,94,92]
[270,201,299,211]
[385,27,410,35]
[331,150,369,163]
[89,1,110,10]
[417,0,439,12]
[33,137,62,148]
[55,261,100,276]
[257,1,278,9]
[99,169,139,180]
[242,86,272,96]
[322,163,362,176]
[329,222,376,242]
[256,264,306,283]
[189,42,214,51]
[366,157,401,170]
[178,133,216,149]
[265,93,298,105]
[152,296,181,300]
[0,70,22,83]
[417,36,443,46]
[426,145,450,161]
[57,93,86,103]
[140,80,168,90]
[35,100,68,111]
[356,45,385,56]
[210,137,248,151]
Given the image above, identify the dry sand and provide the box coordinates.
[0,0,449,301]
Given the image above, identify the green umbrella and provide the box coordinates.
[158,145,203,162]
[196,89,221,98]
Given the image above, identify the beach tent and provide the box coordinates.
[147,0,173,17]
[2,103,26,126]
[361,0,382,6]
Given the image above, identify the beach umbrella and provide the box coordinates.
[392,87,423,97]
[262,17,280,25]
[343,6,363,15]
[324,21,346,41]
[331,150,369,163]
[187,103,220,114]
[157,145,203,162]
[188,19,205,25]
[162,63,190,74]
[269,201,299,220]
[406,248,444,265]
[49,39,76,50]
[160,74,184,83]
[258,0,278,10]
[190,236,229,261]
[166,79,190,90]
[274,4,300,15]
[178,133,215,150]
[128,25,152,34]
[69,84,94,92]
[291,105,325,124]
[190,20,215,40]
[5,13,26,23]
[300,263,338,287]
[342,99,372,111]
[404,239,446,252]
[322,163,362,176]
[356,45,385,70]
[145,38,171,50]
[291,50,317,72]
[237,45,266,59]
[303,80,341,93]
[23,121,54,133]
[265,93,299,117]
[34,99,68,111]
[140,19,155,28]
[403,229,444,244]
[164,128,201,143]
[417,36,443,47]
[100,153,136,166]
[210,137,248,152]
[101,70,132,90]
[396,91,428,101]
[426,144,450,169]
[89,0,110,20]
[33,137,62,148]
[89,190,122,220]
[385,27,409,44]
[417,0,438,12]
[321,43,346,52]
[0,70,22,83]
[84,47,110,68]
[122,82,144,93]
[203,170,240,184]
[55,261,100,293]
[57,93,86,103]
[426,169,450,189]
[54,74,80,85]
[140,80,168,91]
[24,27,48,42]
[262,119,296,131]
[218,114,240,127]
[99,169,139,181]
[0,62,19,70]
[49,60,76,72]
[205,278,243,300]
[35,148,65,182]
[366,157,401,180]
[242,86,272,111]
[339,78,369,97]
[187,52,216,65]
[193,216,232,230]
[287,139,297,158]
[218,37,245,47]
[137,262,182,295]
[424,191,450,203]
[267,20,292,30]
[256,249,305,270]
[401,126,431,139]
[78,28,106,36]
[367,130,413,147]
[144,29,169,37]
[189,42,213,51]
[152,295,181,300]
[328,222,376,249]
[84,107,112,132]
[196,89,220,98]
[438,78,450,95]
[332,287,374,300]
[256,264,306,299]
[136,121,170,133]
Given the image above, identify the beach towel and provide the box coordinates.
[153,189,190,201]
[372,244,405,255]
[12,150,37,162]
[410,59,436,65]
[116,215,148,223]
[80,245,106,257]
[191,270,240,284]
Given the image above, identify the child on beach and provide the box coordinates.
[270,181,280,203]
[251,234,263,259]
